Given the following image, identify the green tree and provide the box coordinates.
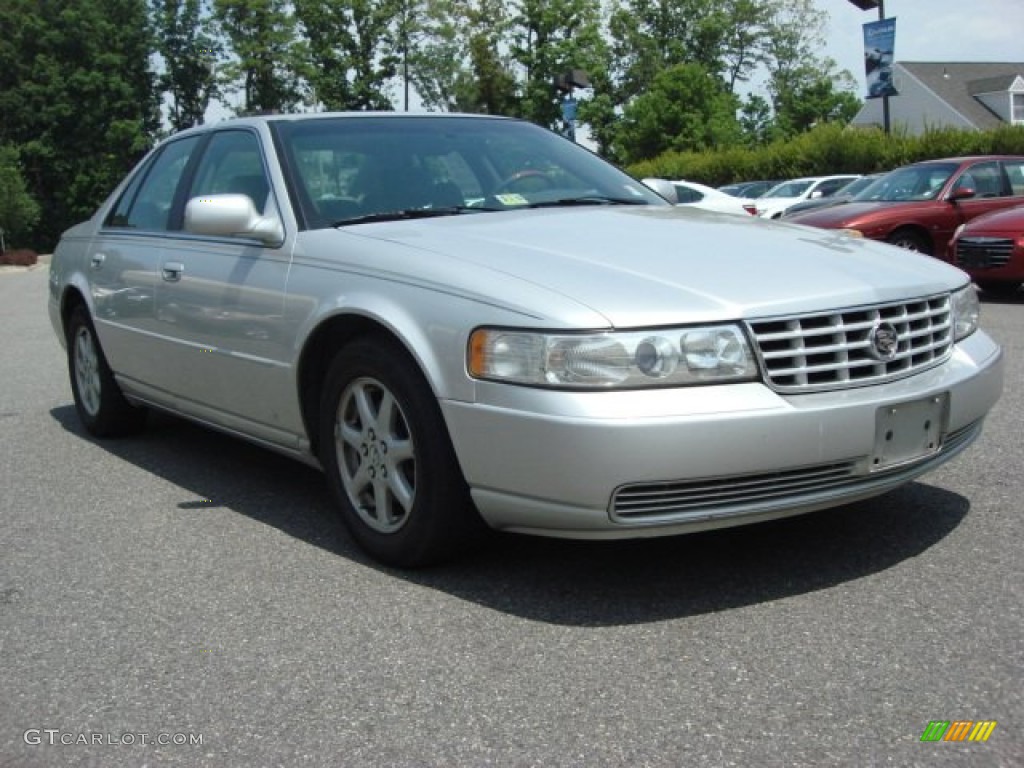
[295,0,400,111]
[509,0,607,128]
[615,64,742,163]
[739,93,777,146]
[762,0,861,136]
[152,0,222,131]
[0,145,41,249]
[607,0,747,102]
[411,0,517,114]
[214,0,306,113]
[0,0,158,250]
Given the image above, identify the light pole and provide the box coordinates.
[848,0,891,135]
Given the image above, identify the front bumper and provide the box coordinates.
[441,330,1003,538]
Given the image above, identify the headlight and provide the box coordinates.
[951,284,980,341]
[837,228,864,238]
[468,325,758,388]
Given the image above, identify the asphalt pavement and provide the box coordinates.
[1,265,1021,767]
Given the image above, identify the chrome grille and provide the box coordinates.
[613,461,859,520]
[611,419,984,522]
[747,295,952,392]
[955,237,1014,269]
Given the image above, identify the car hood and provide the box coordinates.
[340,206,967,327]
[959,206,1024,232]
[791,201,932,228]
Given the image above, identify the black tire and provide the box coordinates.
[66,304,147,437]
[319,337,485,567]
[886,228,932,255]
[976,280,1022,297]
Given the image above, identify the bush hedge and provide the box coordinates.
[0,248,38,266]
[626,124,1024,186]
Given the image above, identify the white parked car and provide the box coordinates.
[756,175,861,219]
[668,180,756,216]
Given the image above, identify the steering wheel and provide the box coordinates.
[493,169,557,196]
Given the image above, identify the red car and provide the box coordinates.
[790,156,1024,259]
[949,205,1024,296]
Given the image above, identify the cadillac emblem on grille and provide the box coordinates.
[869,321,899,361]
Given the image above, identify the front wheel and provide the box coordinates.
[66,305,147,437]
[886,228,932,255]
[319,338,484,567]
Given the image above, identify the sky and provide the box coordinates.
[812,0,1024,96]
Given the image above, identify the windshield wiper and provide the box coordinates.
[333,206,499,227]
[525,196,650,209]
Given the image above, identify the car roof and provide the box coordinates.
[908,155,1024,165]
[163,111,518,139]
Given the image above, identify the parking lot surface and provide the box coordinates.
[1,266,1021,767]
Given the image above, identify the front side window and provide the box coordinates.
[954,161,1002,198]
[107,136,201,230]
[187,130,272,214]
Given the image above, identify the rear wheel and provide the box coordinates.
[886,228,931,255]
[67,305,147,437]
[319,337,484,567]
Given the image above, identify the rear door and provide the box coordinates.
[89,135,202,387]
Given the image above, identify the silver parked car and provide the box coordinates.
[49,114,1004,567]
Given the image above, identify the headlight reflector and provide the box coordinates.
[951,284,980,341]
[468,325,758,388]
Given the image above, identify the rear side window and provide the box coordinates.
[107,137,201,230]
[1002,160,1024,196]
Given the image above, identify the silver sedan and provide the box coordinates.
[48,114,1004,566]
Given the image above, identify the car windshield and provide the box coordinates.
[762,180,814,198]
[835,175,878,197]
[272,116,666,228]
[852,163,959,202]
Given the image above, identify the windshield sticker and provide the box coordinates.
[495,193,529,206]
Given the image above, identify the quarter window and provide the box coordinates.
[107,137,200,230]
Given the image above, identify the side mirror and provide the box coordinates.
[641,178,678,204]
[947,187,976,202]
[184,194,284,246]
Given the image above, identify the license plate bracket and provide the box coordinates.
[871,394,948,471]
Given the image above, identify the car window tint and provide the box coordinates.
[766,180,812,197]
[107,136,200,230]
[188,130,271,214]
[673,185,702,203]
[1004,160,1024,196]
[956,162,1002,198]
[817,179,849,197]
[275,117,663,229]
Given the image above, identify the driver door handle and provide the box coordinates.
[162,262,184,282]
